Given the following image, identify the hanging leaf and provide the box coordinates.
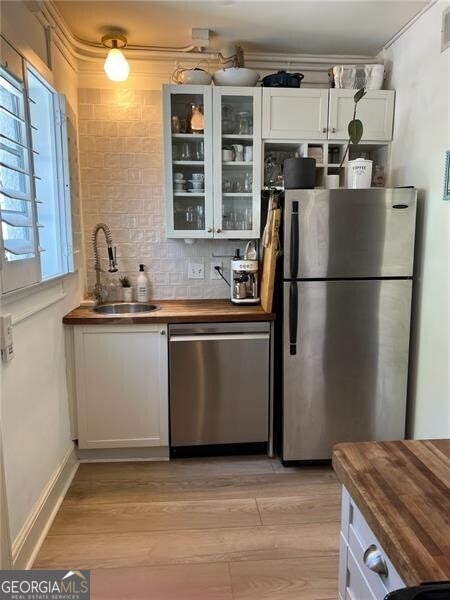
[354,88,367,104]
[348,119,363,144]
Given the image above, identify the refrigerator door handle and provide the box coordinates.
[289,281,298,355]
[290,201,299,279]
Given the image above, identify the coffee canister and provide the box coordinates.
[284,157,316,189]
[346,159,373,188]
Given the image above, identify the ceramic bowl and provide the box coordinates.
[213,67,260,87]
[177,68,212,85]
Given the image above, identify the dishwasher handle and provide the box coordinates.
[170,333,270,343]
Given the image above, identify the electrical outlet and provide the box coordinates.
[210,260,222,280]
[188,262,204,279]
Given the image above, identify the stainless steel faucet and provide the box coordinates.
[92,223,118,303]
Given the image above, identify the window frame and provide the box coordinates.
[0,55,41,293]
[0,37,74,294]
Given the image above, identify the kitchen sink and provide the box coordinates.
[92,302,160,314]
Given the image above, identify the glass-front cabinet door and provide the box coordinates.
[212,87,261,239]
[163,85,213,238]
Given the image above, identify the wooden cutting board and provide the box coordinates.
[260,208,281,313]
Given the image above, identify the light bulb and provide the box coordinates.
[104,47,130,82]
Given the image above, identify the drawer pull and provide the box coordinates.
[363,544,388,577]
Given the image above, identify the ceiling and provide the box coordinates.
[54,0,428,56]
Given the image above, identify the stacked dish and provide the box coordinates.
[173,172,186,192]
[188,173,204,193]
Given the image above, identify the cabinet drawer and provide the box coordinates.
[346,545,377,600]
[349,495,404,594]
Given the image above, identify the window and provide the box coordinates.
[0,38,73,293]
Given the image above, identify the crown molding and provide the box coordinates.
[33,0,380,73]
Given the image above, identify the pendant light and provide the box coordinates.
[101,34,130,82]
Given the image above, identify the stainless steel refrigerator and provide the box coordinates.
[281,188,417,461]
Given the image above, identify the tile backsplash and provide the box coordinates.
[78,87,247,299]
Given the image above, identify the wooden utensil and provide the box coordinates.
[260,208,281,313]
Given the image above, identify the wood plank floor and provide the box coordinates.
[35,456,341,599]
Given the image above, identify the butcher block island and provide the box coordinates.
[332,439,450,599]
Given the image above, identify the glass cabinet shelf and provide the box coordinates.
[174,192,205,197]
[221,134,253,140]
[172,133,204,139]
[173,160,204,165]
[223,192,252,197]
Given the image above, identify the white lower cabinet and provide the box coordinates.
[73,324,169,449]
[339,487,404,600]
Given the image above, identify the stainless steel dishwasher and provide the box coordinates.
[169,322,270,451]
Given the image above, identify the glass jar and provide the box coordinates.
[222,104,236,134]
[236,112,251,135]
[372,165,385,187]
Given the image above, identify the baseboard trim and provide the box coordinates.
[77,445,169,462]
[12,445,78,569]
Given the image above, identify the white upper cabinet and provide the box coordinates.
[213,86,262,239]
[163,84,262,240]
[74,324,169,449]
[163,85,214,239]
[262,88,329,140]
[328,89,395,141]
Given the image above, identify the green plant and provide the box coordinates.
[339,88,367,170]
[119,276,131,288]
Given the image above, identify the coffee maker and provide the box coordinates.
[231,242,260,305]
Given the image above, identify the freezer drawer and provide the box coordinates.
[284,189,417,279]
[170,323,270,447]
[283,279,412,460]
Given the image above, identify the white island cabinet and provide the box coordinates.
[73,324,169,450]
[339,487,404,600]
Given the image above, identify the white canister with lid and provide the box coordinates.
[346,159,373,188]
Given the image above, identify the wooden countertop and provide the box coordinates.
[332,439,450,587]
[63,299,276,325]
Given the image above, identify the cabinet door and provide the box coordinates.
[163,84,214,238]
[213,87,262,239]
[328,90,395,141]
[262,88,328,140]
[74,325,168,449]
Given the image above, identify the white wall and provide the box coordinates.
[384,1,450,438]
[0,1,84,559]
